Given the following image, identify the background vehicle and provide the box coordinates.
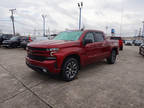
[0,35,2,45]
[110,36,123,50]
[2,36,27,48]
[124,40,133,46]
[0,34,13,45]
[134,40,143,46]
[20,36,33,49]
[139,43,144,56]
[21,36,49,50]
[32,36,49,42]
[26,30,119,81]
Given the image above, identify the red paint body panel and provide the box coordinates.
[26,57,60,74]
[110,36,123,49]
[26,30,119,74]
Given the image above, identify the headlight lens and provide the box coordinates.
[45,48,59,51]
[49,48,59,51]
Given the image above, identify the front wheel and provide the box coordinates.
[61,58,79,81]
[11,43,17,48]
[107,50,117,64]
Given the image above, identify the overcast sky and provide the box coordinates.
[0,0,144,36]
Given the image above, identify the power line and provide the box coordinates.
[15,20,34,30]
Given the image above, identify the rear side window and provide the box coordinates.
[94,32,104,42]
[84,32,95,43]
[3,35,12,39]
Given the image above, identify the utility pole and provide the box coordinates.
[0,29,2,33]
[134,30,138,37]
[142,21,144,38]
[139,28,142,37]
[105,26,108,36]
[42,15,47,37]
[78,2,83,30]
[120,1,124,37]
[9,9,16,36]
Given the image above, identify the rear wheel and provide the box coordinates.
[107,50,117,64]
[61,58,79,81]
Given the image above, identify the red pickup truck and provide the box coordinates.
[110,36,123,50]
[26,30,119,81]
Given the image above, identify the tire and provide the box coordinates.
[61,58,79,81]
[107,50,117,64]
[12,43,17,48]
[120,46,123,51]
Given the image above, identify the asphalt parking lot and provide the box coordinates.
[0,46,144,108]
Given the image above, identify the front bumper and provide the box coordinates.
[1,44,10,47]
[135,43,141,46]
[26,57,61,74]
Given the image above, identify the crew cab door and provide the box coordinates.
[83,32,95,64]
[93,32,110,59]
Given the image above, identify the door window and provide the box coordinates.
[84,32,95,43]
[94,32,104,42]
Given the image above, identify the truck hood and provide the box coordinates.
[3,40,15,43]
[28,40,80,48]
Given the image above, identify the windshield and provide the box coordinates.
[10,37,19,41]
[53,31,83,41]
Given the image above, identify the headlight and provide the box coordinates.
[49,48,59,56]
[49,48,59,51]
[45,48,59,51]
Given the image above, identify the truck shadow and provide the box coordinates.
[81,60,107,70]
[31,60,109,82]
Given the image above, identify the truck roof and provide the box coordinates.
[63,29,104,33]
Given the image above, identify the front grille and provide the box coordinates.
[28,54,46,61]
[28,46,47,51]
[2,43,9,46]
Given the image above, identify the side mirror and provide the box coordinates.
[83,39,93,45]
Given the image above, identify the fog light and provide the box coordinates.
[42,69,47,73]
[46,56,56,60]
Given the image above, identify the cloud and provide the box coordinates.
[0,0,144,36]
